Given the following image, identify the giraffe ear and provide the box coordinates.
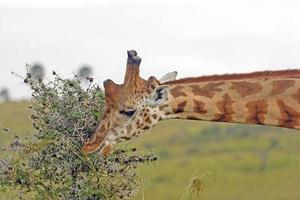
[159,71,177,84]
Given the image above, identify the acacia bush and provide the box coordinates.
[0,69,157,200]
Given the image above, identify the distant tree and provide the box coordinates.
[0,88,10,102]
[29,63,45,80]
[78,65,93,81]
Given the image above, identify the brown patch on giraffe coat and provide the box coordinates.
[110,128,118,136]
[101,108,111,119]
[173,101,187,113]
[111,121,122,128]
[101,108,111,120]
[101,112,107,119]
[292,89,300,104]
[97,124,106,133]
[245,100,268,124]
[152,114,158,120]
[190,82,224,98]
[159,104,169,111]
[271,80,295,95]
[213,93,235,122]
[170,85,187,98]
[277,99,300,128]
[193,99,208,114]
[126,125,132,133]
[145,117,152,124]
[230,81,262,97]
[137,125,142,130]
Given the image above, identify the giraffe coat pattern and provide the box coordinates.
[82,50,300,156]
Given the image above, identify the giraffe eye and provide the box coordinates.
[119,110,136,117]
[155,88,164,101]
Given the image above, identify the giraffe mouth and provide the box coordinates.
[82,130,108,155]
[82,138,114,157]
[100,142,114,157]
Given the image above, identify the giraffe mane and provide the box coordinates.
[163,69,300,85]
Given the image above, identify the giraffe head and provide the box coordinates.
[82,50,177,156]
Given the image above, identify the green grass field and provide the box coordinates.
[1,101,300,200]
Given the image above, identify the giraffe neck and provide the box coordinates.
[159,70,300,130]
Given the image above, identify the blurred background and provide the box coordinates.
[1,0,300,199]
[1,0,300,100]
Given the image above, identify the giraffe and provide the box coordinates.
[83,50,300,156]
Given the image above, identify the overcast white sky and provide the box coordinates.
[1,0,300,99]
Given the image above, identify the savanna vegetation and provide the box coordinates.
[1,75,300,199]
[0,73,157,200]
